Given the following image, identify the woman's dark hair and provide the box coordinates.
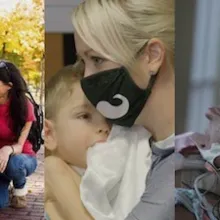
[0,60,28,141]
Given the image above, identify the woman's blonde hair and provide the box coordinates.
[72,0,174,69]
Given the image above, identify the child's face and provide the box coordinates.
[54,82,110,168]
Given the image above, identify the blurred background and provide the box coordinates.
[46,0,220,134]
[176,0,220,134]
[45,0,79,82]
[0,0,44,104]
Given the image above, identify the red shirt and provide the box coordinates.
[0,98,36,156]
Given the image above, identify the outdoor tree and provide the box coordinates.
[0,0,44,103]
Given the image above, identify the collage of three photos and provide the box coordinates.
[0,0,220,220]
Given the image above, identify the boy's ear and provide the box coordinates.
[44,119,57,151]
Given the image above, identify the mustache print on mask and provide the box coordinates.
[81,67,157,127]
[96,94,129,119]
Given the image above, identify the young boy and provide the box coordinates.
[45,64,110,168]
[45,64,152,220]
[45,64,108,219]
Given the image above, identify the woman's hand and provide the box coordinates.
[0,146,13,173]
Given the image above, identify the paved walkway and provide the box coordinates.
[0,147,44,220]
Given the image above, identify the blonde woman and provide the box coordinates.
[71,0,175,219]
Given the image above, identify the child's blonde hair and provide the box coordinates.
[45,63,83,157]
[45,62,83,121]
[72,0,174,69]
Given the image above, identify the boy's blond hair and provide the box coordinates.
[45,62,84,157]
[45,62,83,121]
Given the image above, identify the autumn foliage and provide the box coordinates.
[0,0,44,102]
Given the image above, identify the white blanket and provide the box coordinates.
[80,125,152,220]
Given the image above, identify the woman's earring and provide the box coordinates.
[147,71,158,90]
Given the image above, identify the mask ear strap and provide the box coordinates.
[147,71,158,91]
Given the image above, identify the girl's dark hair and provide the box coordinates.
[0,60,28,141]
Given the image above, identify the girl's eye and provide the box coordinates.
[91,56,105,65]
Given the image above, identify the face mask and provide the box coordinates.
[81,67,157,127]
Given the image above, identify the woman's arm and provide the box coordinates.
[12,98,36,154]
[0,121,33,173]
[6,98,36,154]
[126,152,175,220]
[2,121,33,154]
[11,121,33,154]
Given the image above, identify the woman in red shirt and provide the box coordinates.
[0,60,37,209]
